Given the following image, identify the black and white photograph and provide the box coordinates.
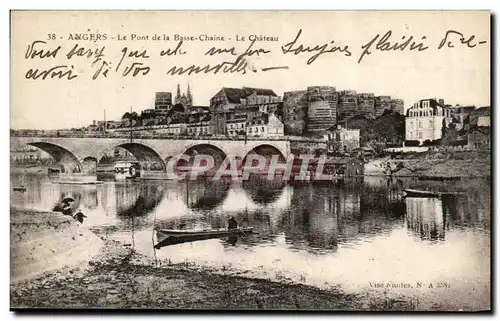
[9,10,491,311]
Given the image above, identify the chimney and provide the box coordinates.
[438,99,444,106]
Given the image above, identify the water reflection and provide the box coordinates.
[112,183,164,217]
[11,172,490,308]
[182,180,230,211]
[242,178,286,206]
[406,197,446,242]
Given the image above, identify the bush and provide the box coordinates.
[404,140,420,147]
[422,139,432,146]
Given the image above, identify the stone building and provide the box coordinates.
[337,90,358,123]
[282,90,308,136]
[155,92,172,109]
[324,157,364,176]
[306,86,338,135]
[374,96,392,117]
[246,113,284,138]
[390,99,405,115]
[324,125,360,153]
[405,98,453,143]
[467,127,490,150]
[447,105,475,125]
[357,93,375,118]
[210,87,279,112]
[209,87,280,135]
[187,114,212,136]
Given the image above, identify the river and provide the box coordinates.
[10,172,491,310]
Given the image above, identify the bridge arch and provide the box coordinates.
[98,142,167,172]
[242,144,287,166]
[27,142,82,174]
[178,143,229,170]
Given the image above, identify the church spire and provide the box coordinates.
[187,83,192,105]
[176,84,181,99]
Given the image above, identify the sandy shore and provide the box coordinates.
[11,239,424,311]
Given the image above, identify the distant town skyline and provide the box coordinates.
[10,82,490,130]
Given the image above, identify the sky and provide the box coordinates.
[10,11,490,129]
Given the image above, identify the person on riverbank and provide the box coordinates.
[62,202,72,216]
[73,209,87,224]
[227,216,238,230]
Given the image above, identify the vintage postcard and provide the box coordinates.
[10,10,491,311]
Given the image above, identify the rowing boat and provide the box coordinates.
[403,189,440,198]
[403,188,466,198]
[13,186,26,192]
[156,227,254,238]
[154,227,255,249]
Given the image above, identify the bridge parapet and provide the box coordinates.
[11,130,326,144]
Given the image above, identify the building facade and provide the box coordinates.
[324,125,360,153]
[357,93,376,118]
[226,118,247,136]
[337,90,358,123]
[155,92,173,109]
[246,114,284,138]
[210,87,279,112]
[209,87,281,135]
[405,98,453,143]
[467,127,490,150]
[187,114,212,136]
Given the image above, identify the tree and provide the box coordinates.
[405,140,420,147]
[442,123,459,146]
[422,139,433,146]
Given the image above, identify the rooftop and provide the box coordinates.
[220,87,278,104]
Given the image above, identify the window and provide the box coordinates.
[261,127,265,132]
[419,132,423,139]
[418,121,422,128]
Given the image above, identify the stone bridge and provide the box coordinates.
[11,133,327,179]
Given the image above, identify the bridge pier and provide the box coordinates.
[141,170,170,180]
[56,172,99,183]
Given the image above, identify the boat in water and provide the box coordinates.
[114,161,141,180]
[403,188,465,198]
[153,227,254,248]
[156,227,254,238]
[13,186,26,192]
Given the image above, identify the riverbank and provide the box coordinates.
[10,209,422,311]
[365,150,490,178]
[10,166,49,174]
[11,242,427,311]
